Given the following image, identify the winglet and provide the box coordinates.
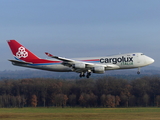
[45,52,60,59]
[45,52,54,57]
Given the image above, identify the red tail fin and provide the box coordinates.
[7,40,39,62]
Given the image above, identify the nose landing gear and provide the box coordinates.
[137,67,140,74]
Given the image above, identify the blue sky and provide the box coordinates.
[0,0,160,70]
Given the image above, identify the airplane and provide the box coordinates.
[7,40,154,78]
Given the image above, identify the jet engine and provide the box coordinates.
[93,66,105,73]
[73,63,86,69]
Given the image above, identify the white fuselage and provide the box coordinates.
[12,53,154,73]
[7,40,155,78]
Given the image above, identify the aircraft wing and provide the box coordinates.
[45,52,94,67]
[45,52,75,62]
[45,52,119,70]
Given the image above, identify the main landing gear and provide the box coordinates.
[86,72,91,78]
[79,72,85,78]
[79,71,91,78]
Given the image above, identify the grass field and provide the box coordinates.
[0,107,160,120]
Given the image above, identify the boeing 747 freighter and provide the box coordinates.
[7,40,154,78]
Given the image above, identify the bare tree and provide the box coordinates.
[68,94,76,107]
[31,94,38,107]
[156,95,160,107]
[143,93,150,107]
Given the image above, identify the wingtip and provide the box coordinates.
[45,52,53,57]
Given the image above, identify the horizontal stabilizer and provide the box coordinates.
[8,60,32,64]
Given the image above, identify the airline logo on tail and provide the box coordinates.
[16,46,28,58]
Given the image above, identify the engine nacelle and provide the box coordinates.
[73,63,86,69]
[93,66,105,74]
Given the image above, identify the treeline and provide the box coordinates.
[0,76,160,108]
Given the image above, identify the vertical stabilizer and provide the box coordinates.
[7,40,39,62]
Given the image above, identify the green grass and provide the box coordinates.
[0,107,160,120]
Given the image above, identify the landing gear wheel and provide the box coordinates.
[86,72,91,78]
[86,75,90,78]
[79,74,82,78]
[79,72,85,78]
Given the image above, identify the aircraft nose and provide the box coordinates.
[146,56,154,65]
